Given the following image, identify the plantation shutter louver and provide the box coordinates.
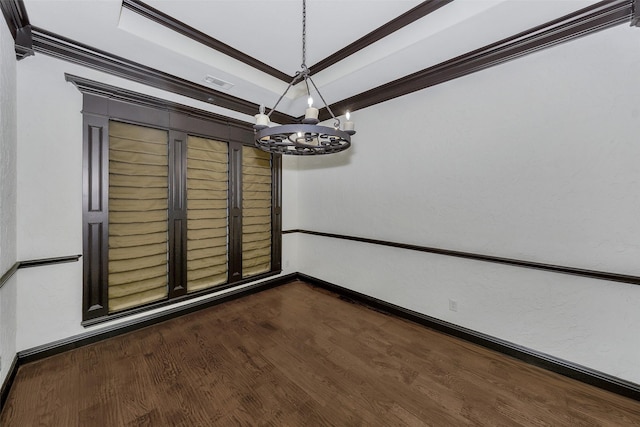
[108,121,169,312]
[242,146,272,277]
[186,136,229,292]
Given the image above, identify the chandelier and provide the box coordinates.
[254,0,355,155]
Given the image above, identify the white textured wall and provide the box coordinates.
[12,18,640,386]
[15,54,299,351]
[297,24,640,383]
[0,21,18,385]
[281,156,299,270]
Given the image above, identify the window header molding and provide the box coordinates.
[64,73,253,137]
[65,73,257,145]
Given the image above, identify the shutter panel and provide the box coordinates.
[108,121,169,312]
[242,146,272,277]
[186,136,229,291]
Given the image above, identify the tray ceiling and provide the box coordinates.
[22,0,604,118]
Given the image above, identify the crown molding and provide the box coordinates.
[632,0,640,26]
[30,26,295,125]
[0,0,33,59]
[309,0,453,76]
[65,73,260,131]
[121,0,292,83]
[9,0,638,130]
[320,0,634,120]
[122,0,453,82]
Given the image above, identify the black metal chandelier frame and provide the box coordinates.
[254,0,355,155]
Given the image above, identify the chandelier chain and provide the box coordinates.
[254,0,354,155]
[302,0,307,68]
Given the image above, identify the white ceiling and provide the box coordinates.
[23,0,601,118]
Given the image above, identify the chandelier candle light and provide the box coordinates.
[254,0,355,155]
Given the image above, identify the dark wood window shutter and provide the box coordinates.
[76,76,282,324]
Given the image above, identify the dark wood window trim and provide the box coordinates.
[70,74,282,324]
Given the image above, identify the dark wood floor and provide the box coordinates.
[2,280,640,426]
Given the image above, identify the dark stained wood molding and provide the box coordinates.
[309,0,453,75]
[0,255,82,290]
[286,229,640,287]
[122,0,292,83]
[0,0,24,39]
[73,78,284,324]
[4,273,291,412]
[122,0,453,81]
[18,254,81,268]
[271,155,283,272]
[22,273,298,360]
[32,27,295,125]
[22,1,635,125]
[66,74,253,129]
[168,130,188,299]
[298,273,640,402]
[9,272,640,403]
[228,141,244,284]
[81,270,283,327]
[632,0,640,26]
[82,113,110,321]
[0,262,19,290]
[0,355,18,414]
[0,0,33,59]
[320,0,634,120]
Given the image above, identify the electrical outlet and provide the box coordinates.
[448,299,458,312]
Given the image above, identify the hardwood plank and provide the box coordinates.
[2,280,640,426]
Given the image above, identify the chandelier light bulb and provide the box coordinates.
[304,96,319,123]
[252,0,354,155]
[254,103,269,129]
[344,110,355,135]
